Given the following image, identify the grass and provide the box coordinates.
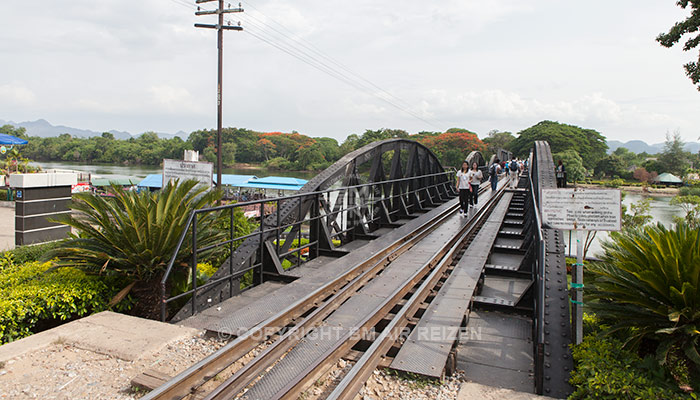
[381,368,440,389]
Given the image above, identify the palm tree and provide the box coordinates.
[46,179,227,317]
[587,222,700,368]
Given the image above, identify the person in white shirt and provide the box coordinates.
[455,162,470,215]
[466,162,483,209]
[508,156,519,189]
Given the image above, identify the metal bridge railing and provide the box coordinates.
[159,170,456,321]
[529,150,547,394]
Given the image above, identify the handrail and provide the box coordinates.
[529,149,547,393]
[159,169,456,321]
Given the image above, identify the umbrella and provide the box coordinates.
[0,133,28,155]
[0,133,28,145]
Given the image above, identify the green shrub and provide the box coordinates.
[604,178,625,188]
[680,187,700,197]
[1,241,63,265]
[570,334,690,399]
[0,260,131,344]
[587,223,700,368]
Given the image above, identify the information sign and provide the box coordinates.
[541,188,621,231]
[163,159,213,188]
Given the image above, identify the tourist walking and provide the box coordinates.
[456,162,470,215]
[556,160,566,188]
[467,162,483,208]
[489,158,501,193]
[508,156,519,189]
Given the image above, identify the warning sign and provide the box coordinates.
[163,159,213,188]
[541,188,621,231]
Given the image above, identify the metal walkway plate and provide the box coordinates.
[457,310,534,393]
[242,209,464,399]
[479,275,531,304]
[179,198,459,336]
[390,193,513,378]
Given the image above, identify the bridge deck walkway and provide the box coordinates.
[177,189,464,335]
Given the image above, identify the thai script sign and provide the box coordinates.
[541,188,621,231]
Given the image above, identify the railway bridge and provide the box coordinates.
[146,139,573,399]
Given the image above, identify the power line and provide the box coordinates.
[241,0,420,113]
[236,17,441,128]
[170,0,443,130]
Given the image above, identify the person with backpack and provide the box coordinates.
[489,158,501,192]
[509,156,519,189]
[455,161,470,215]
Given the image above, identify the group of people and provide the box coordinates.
[455,156,525,215]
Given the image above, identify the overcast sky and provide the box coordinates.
[1,1,699,144]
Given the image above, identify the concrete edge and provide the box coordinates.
[0,311,203,363]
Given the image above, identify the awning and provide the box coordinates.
[138,174,163,188]
[0,133,28,145]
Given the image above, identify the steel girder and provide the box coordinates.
[533,140,573,397]
[172,139,454,321]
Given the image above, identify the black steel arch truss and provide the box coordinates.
[171,139,456,320]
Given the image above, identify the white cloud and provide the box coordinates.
[148,85,206,115]
[0,84,36,106]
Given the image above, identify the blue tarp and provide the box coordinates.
[237,176,307,191]
[0,133,28,145]
[138,174,288,189]
[138,174,163,188]
[213,175,257,186]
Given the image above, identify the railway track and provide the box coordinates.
[144,182,506,400]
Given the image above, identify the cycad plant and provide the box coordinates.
[587,222,700,368]
[46,179,227,315]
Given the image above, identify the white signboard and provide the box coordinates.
[163,159,213,188]
[541,188,621,231]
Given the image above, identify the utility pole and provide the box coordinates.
[195,0,243,189]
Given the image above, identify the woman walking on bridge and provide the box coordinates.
[467,162,483,209]
[456,162,470,216]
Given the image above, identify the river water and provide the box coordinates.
[32,161,318,181]
[562,193,686,259]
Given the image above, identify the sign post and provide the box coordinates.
[163,159,213,189]
[540,188,621,344]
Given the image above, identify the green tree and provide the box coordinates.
[352,128,409,149]
[0,124,27,139]
[220,142,236,166]
[482,130,515,157]
[510,121,608,169]
[612,146,641,167]
[657,1,700,91]
[552,149,586,183]
[671,195,700,229]
[658,131,690,176]
[595,154,628,178]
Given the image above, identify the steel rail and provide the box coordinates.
[257,184,504,400]
[201,187,496,400]
[328,186,506,400]
[143,185,488,400]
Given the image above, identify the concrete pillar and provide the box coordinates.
[10,173,77,246]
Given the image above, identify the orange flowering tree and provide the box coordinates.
[418,131,487,169]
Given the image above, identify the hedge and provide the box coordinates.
[0,259,131,344]
[570,333,692,399]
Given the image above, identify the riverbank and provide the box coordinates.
[577,183,679,196]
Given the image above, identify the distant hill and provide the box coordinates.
[0,118,189,140]
[606,139,700,154]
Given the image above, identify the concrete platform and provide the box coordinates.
[0,311,202,363]
[458,381,552,400]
